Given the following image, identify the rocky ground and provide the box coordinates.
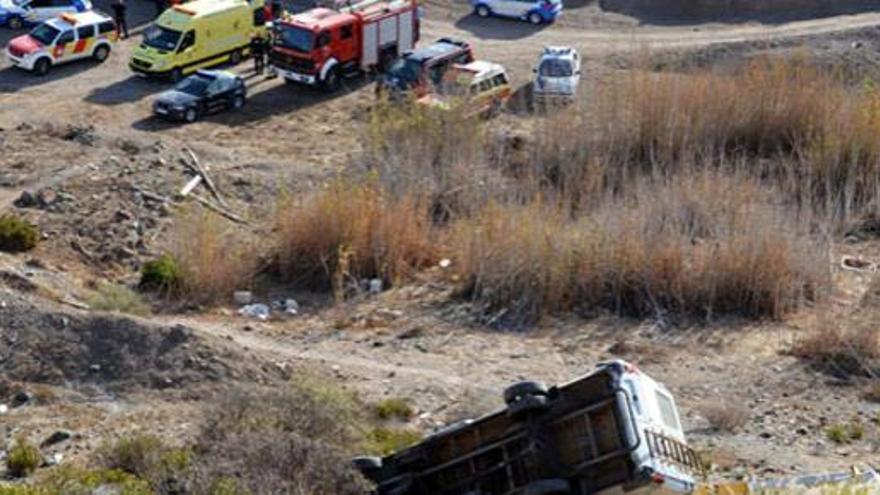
[1,0,880,487]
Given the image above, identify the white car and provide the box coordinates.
[0,0,91,29]
[471,0,562,24]
[532,46,581,103]
[5,11,115,75]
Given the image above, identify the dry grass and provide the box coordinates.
[452,173,827,326]
[169,208,258,305]
[698,403,750,433]
[273,180,437,294]
[592,58,880,220]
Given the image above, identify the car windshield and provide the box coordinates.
[274,24,313,52]
[539,59,573,78]
[143,25,182,51]
[29,23,59,45]
[387,58,422,86]
[175,74,214,96]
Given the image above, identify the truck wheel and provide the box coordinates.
[475,4,490,17]
[524,479,571,495]
[352,456,382,472]
[528,12,543,24]
[503,381,548,405]
[323,69,341,93]
[229,49,242,65]
[33,58,51,76]
[232,95,245,110]
[184,108,198,123]
[8,16,23,29]
[93,45,110,62]
[507,394,549,417]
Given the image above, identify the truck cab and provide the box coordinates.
[357,360,702,495]
[269,0,419,92]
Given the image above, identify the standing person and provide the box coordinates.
[250,34,266,74]
[112,0,128,39]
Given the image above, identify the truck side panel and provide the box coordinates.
[379,15,396,46]
[398,9,413,51]
[362,21,378,66]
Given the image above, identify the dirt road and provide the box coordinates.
[2,3,880,168]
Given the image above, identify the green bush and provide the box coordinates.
[365,427,422,456]
[97,434,164,478]
[374,398,414,421]
[88,283,151,316]
[0,215,38,253]
[6,437,41,478]
[139,255,182,293]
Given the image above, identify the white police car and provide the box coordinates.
[532,46,580,103]
[0,0,91,29]
[471,0,562,24]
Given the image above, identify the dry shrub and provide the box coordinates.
[592,57,880,220]
[698,403,750,433]
[274,180,437,292]
[169,208,257,304]
[453,172,827,326]
[794,281,880,378]
[188,380,370,495]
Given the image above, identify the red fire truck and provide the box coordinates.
[268,0,419,91]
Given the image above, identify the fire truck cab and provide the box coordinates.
[269,0,419,92]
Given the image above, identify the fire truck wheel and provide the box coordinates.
[528,12,543,24]
[8,16,23,29]
[93,45,110,62]
[33,58,51,77]
[184,108,198,123]
[323,69,341,92]
[230,49,242,65]
[524,479,571,495]
[503,381,548,405]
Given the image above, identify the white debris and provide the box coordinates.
[369,278,383,294]
[439,258,452,268]
[0,404,7,416]
[238,303,270,320]
[283,298,299,315]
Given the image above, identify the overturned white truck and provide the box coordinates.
[355,360,703,495]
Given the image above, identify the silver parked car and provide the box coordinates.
[532,46,581,104]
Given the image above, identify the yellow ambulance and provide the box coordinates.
[129,0,267,81]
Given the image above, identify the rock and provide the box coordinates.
[114,209,133,222]
[14,190,36,208]
[233,290,253,305]
[41,431,72,448]
[397,326,424,340]
[37,188,58,207]
[369,278,383,294]
[0,404,7,415]
[89,364,102,372]
[852,41,864,49]
[12,390,32,407]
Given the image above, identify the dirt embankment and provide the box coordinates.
[0,288,284,396]
[600,0,879,21]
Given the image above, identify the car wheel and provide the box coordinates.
[229,49,242,65]
[33,58,51,76]
[528,12,543,24]
[503,380,549,404]
[8,16,23,30]
[475,4,490,17]
[184,108,198,123]
[170,68,183,83]
[232,95,245,110]
[323,69,340,93]
[93,45,110,62]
